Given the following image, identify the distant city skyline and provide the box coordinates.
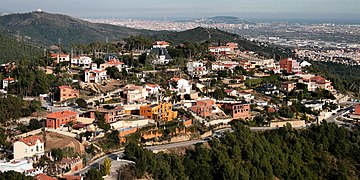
[1,0,359,21]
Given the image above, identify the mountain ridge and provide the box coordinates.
[0,11,154,48]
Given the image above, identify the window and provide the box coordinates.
[25,148,27,153]
[36,146,39,151]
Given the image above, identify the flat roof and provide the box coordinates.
[77,117,95,125]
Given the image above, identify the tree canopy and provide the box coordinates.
[123,122,360,180]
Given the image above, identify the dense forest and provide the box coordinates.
[122,122,359,180]
[0,33,42,64]
[306,61,360,95]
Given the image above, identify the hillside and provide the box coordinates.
[151,27,287,58]
[152,27,239,44]
[0,12,153,48]
[0,33,42,63]
[0,12,287,59]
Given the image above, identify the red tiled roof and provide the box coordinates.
[267,107,276,113]
[34,174,57,180]
[153,41,169,45]
[225,89,235,93]
[146,84,158,88]
[209,46,230,49]
[310,76,326,84]
[50,53,69,58]
[61,175,83,180]
[18,135,44,146]
[3,77,14,81]
[46,110,78,119]
[92,69,106,73]
[106,59,124,65]
[58,85,71,89]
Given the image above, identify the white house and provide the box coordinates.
[150,48,173,65]
[51,53,70,64]
[300,61,312,67]
[2,77,15,89]
[13,136,44,160]
[212,61,239,71]
[224,89,238,97]
[0,159,42,175]
[169,78,192,95]
[123,84,148,103]
[187,61,208,77]
[100,59,126,72]
[145,84,161,95]
[209,46,231,55]
[84,69,107,83]
[212,62,225,71]
[302,100,324,111]
[71,56,93,69]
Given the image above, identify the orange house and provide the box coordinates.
[222,102,251,119]
[88,106,125,123]
[46,110,78,129]
[190,99,215,117]
[59,86,80,101]
[140,103,177,122]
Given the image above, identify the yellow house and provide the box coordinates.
[140,103,178,122]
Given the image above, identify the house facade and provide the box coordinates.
[169,78,192,95]
[46,110,78,129]
[190,99,215,117]
[100,59,126,72]
[51,53,70,64]
[58,86,79,101]
[281,82,297,92]
[88,106,125,123]
[71,56,92,69]
[150,48,173,65]
[140,102,178,122]
[279,58,301,73]
[187,61,208,77]
[84,69,107,83]
[2,77,15,89]
[299,75,333,91]
[221,102,251,119]
[13,136,44,160]
[123,84,148,103]
[209,46,231,55]
[145,84,161,95]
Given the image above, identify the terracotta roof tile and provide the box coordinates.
[34,174,57,180]
[46,110,78,119]
[18,135,44,146]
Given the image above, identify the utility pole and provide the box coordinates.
[106,37,109,54]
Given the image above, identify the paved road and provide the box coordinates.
[324,106,353,125]
[72,140,206,176]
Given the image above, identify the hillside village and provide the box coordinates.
[0,34,358,179]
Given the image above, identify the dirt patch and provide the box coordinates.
[44,132,84,153]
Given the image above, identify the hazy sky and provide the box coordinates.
[1,0,359,19]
